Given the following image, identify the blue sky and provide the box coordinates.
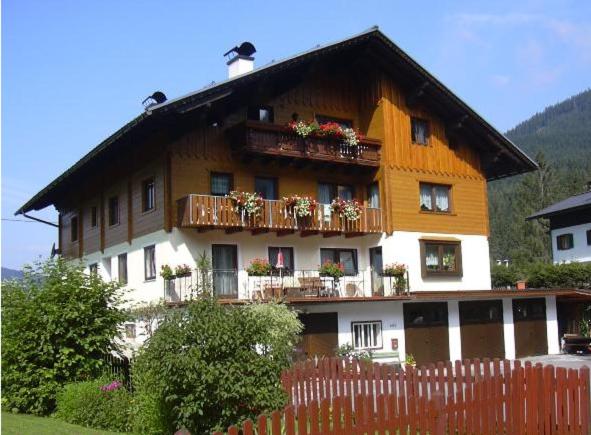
[2,0,590,269]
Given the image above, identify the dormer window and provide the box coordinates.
[411,117,430,145]
[248,106,274,123]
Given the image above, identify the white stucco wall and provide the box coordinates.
[381,231,492,291]
[551,223,591,263]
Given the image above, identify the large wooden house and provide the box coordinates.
[19,27,572,363]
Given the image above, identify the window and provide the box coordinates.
[352,321,382,350]
[90,206,98,228]
[320,248,358,276]
[118,253,128,285]
[108,196,119,226]
[144,245,156,281]
[315,115,353,128]
[70,216,79,242]
[247,106,274,123]
[210,172,233,196]
[142,178,155,212]
[125,323,136,339]
[420,240,462,277]
[419,183,451,213]
[556,233,574,250]
[367,183,380,208]
[411,117,429,145]
[89,263,98,275]
[318,183,354,204]
[255,176,278,200]
[587,230,591,246]
[268,247,295,274]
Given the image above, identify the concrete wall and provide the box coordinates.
[551,223,591,263]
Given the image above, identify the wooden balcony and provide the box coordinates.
[233,121,381,167]
[177,194,382,236]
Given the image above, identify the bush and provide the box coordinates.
[132,298,302,434]
[1,258,127,415]
[491,264,522,288]
[55,377,132,432]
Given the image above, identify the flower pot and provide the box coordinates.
[516,280,527,290]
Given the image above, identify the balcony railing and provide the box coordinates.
[177,194,382,235]
[234,121,381,167]
[163,269,410,303]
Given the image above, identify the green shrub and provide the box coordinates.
[132,298,302,434]
[55,377,132,432]
[1,258,127,415]
[491,264,522,288]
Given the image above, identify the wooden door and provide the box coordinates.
[369,247,384,296]
[297,312,338,359]
[404,302,449,365]
[513,298,548,358]
[459,300,505,359]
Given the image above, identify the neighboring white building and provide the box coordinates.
[18,28,572,364]
[528,189,591,264]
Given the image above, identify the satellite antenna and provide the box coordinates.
[50,242,60,258]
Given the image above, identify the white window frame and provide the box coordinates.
[351,321,382,350]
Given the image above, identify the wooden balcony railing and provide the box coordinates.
[177,194,382,235]
[234,121,381,167]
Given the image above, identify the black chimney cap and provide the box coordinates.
[224,41,256,58]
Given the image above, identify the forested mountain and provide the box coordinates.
[488,89,591,265]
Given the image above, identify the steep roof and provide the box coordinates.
[16,26,537,215]
[527,190,591,220]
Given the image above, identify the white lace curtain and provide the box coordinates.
[435,186,449,212]
[420,185,432,210]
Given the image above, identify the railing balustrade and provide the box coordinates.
[178,194,382,234]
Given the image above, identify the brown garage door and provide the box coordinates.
[459,300,505,360]
[298,312,338,359]
[513,298,548,358]
[404,302,449,366]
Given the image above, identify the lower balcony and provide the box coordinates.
[163,269,410,303]
[177,194,382,236]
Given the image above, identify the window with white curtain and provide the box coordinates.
[144,245,156,281]
[419,183,451,213]
[352,321,382,349]
[411,117,429,145]
[421,240,462,277]
[317,183,354,204]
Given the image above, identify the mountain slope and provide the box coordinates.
[488,89,591,264]
[2,267,24,281]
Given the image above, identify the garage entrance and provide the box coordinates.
[297,312,338,359]
[404,302,449,365]
[513,298,548,358]
[459,300,505,359]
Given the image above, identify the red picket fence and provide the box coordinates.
[213,392,445,435]
[280,357,590,435]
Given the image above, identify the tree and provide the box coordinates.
[1,258,127,415]
[132,298,302,434]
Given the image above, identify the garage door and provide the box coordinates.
[513,298,548,358]
[459,300,505,360]
[404,302,449,365]
[297,312,338,359]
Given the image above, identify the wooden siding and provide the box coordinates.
[60,210,79,259]
[82,200,100,256]
[104,181,129,248]
[131,164,164,239]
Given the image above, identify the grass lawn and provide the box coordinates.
[1,412,126,435]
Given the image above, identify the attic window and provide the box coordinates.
[71,216,79,242]
[411,117,430,145]
[248,106,274,123]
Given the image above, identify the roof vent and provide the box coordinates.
[142,91,167,109]
[224,42,256,79]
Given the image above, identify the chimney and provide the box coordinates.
[224,42,256,79]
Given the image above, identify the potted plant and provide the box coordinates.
[283,195,318,218]
[442,252,456,271]
[227,191,264,217]
[286,120,319,138]
[246,258,272,276]
[174,264,192,277]
[516,280,528,290]
[160,264,174,280]
[318,260,344,279]
[405,353,416,368]
[331,198,362,221]
[383,263,407,277]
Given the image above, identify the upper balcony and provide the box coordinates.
[177,194,382,236]
[231,121,381,168]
